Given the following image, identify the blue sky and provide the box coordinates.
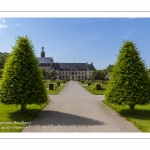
[0,18,150,70]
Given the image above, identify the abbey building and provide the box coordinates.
[37,47,96,80]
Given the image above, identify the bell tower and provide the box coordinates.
[41,46,45,57]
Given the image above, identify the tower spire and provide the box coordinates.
[41,46,45,57]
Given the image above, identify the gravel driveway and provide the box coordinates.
[22,81,140,132]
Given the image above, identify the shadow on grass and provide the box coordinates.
[7,108,43,122]
[119,109,150,121]
[10,110,105,126]
[103,100,150,121]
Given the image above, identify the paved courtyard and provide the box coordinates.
[22,81,140,132]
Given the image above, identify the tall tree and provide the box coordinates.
[105,41,150,113]
[0,36,48,113]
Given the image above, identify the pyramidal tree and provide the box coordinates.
[105,41,150,113]
[0,36,48,113]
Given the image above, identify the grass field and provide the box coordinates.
[0,81,68,132]
[81,81,150,132]
[0,101,50,132]
[46,83,67,95]
[103,100,150,132]
[83,85,105,95]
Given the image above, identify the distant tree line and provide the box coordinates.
[92,64,114,80]
[0,52,10,69]
[40,68,57,80]
[0,52,10,77]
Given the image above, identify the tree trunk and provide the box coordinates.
[21,104,26,113]
[129,104,135,113]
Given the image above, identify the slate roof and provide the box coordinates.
[37,57,53,63]
[50,63,96,71]
[37,57,53,67]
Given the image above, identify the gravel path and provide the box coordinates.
[22,81,140,132]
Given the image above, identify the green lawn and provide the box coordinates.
[103,100,150,132]
[0,101,50,132]
[82,85,105,95]
[0,81,67,132]
[46,83,67,95]
[82,81,150,132]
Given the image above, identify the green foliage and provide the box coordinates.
[64,78,69,82]
[0,36,48,113]
[55,80,61,84]
[40,69,57,80]
[40,68,46,79]
[49,70,57,79]
[46,84,67,95]
[83,85,105,95]
[146,68,150,78]
[96,84,102,90]
[92,64,114,80]
[0,69,3,78]
[92,70,105,80]
[0,52,10,69]
[105,41,150,111]
[0,101,49,132]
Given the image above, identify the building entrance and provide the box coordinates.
[70,75,76,81]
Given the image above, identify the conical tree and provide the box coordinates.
[105,41,150,113]
[0,36,48,113]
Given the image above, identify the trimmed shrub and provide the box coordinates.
[0,36,48,113]
[57,82,60,86]
[49,83,54,90]
[81,80,84,83]
[105,41,150,113]
[54,83,58,89]
[88,83,91,86]
[96,84,102,90]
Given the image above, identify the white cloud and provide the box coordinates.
[0,18,6,23]
[0,18,8,30]
[0,24,8,29]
